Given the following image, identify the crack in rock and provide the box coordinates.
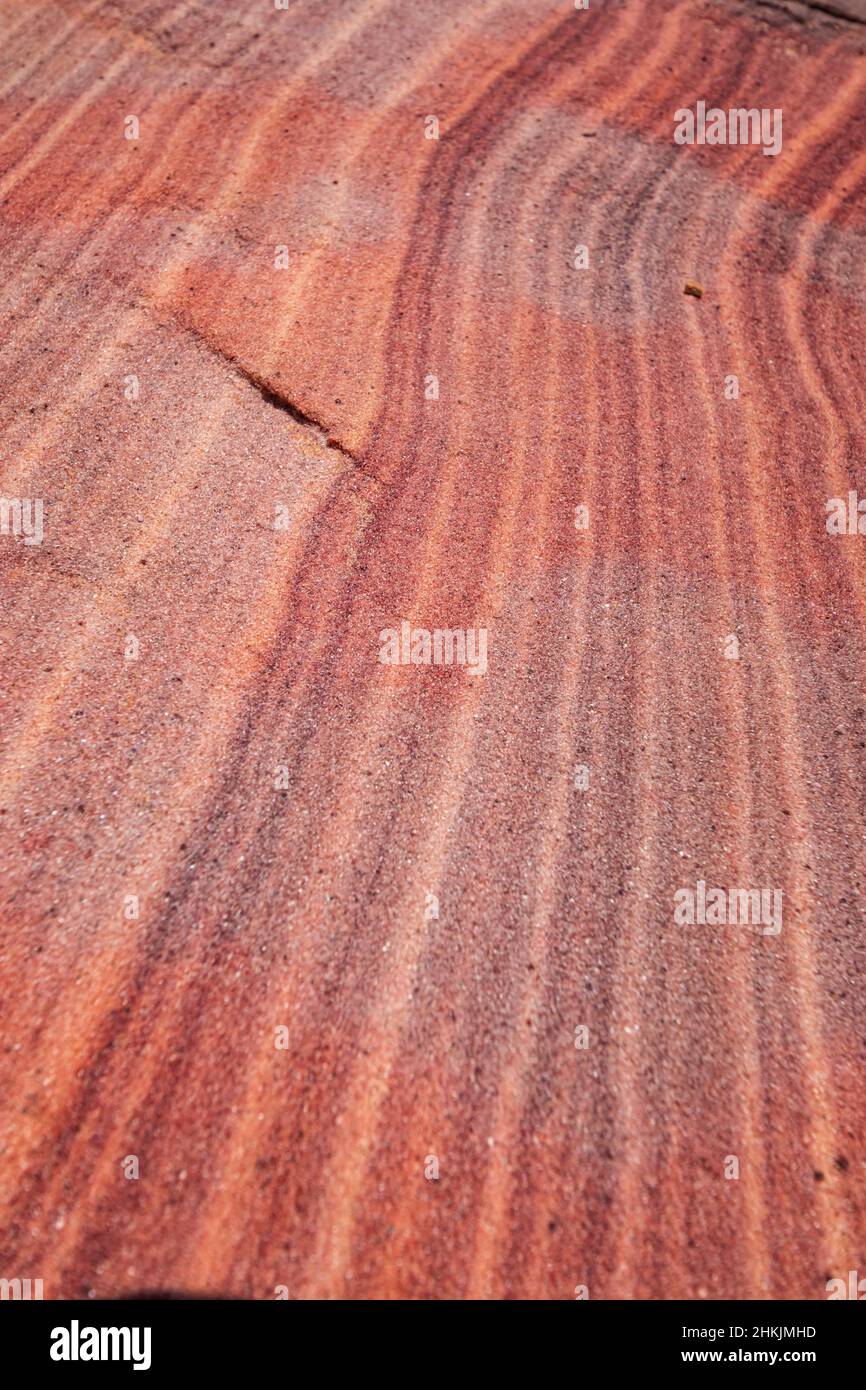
[240,368,362,466]
[164,314,384,487]
[800,0,866,21]
[754,0,866,25]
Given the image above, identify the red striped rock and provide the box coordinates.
[1,0,866,1299]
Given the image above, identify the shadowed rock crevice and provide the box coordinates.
[167,315,385,487]
[754,0,866,26]
[799,0,866,21]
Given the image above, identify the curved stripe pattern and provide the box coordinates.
[0,0,865,1299]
